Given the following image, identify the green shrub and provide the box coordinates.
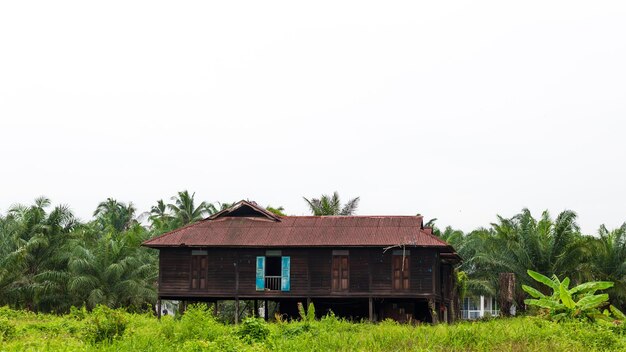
[0,306,20,319]
[214,334,247,352]
[237,317,270,343]
[159,315,177,340]
[181,339,211,351]
[69,306,88,321]
[0,317,16,340]
[83,305,128,343]
[177,303,226,342]
[297,302,316,322]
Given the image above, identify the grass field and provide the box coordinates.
[1,305,626,351]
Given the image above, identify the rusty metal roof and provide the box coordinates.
[142,209,454,250]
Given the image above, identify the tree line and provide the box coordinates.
[433,209,626,311]
[1,190,624,313]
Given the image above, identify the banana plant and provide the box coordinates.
[522,269,624,323]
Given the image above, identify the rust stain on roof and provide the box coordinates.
[143,200,454,250]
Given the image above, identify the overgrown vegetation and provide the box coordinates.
[2,190,626,327]
[1,304,626,351]
[434,209,626,312]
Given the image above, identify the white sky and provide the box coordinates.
[1,1,625,235]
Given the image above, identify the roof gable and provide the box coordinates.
[209,200,281,222]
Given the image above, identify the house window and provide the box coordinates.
[256,252,290,292]
[332,250,349,292]
[392,250,410,290]
[190,250,208,290]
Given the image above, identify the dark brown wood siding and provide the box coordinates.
[309,249,332,294]
[158,247,448,299]
[412,248,435,293]
[370,250,392,291]
[349,249,369,292]
[159,248,191,292]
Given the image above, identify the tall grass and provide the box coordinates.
[0,305,625,351]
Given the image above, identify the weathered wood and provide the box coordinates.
[253,300,258,317]
[428,299,439,324]
[235,298,240,324]
[368,297,373,322]
[498,273,515,317]
[157,299,162,319]
[264,299,269,321]
[157,247,455,314]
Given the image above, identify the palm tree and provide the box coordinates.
[469,209,588,310]
[303,192,360,216]
[266,205,286,216]
[147,199,174,233]
[167,191,217,227]
[587,223,626,310]
[2,197,78,311]
[0,213,23,307]
[68,226,157,310]
[93,198,137,232]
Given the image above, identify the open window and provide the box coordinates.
[256,251,290,291]
[190,250,208,290]
[392,250,410,290]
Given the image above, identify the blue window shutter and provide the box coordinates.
[256,256,265,291]
[281,256,291,292]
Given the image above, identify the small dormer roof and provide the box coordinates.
[208,200,281,222]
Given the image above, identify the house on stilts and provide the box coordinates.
[142,200,461,323]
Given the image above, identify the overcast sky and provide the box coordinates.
[1,1,625,235]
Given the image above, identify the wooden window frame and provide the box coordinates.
[190,249,208,290]
[331,254,350,292]
[392,251,410,291]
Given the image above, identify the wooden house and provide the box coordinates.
[142,201,461,323]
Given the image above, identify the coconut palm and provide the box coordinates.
[167,191,217,227]
[303,192,360,216]
[147,199,174,233]
[266,205,286,216]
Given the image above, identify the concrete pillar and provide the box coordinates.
[479,295,485,318]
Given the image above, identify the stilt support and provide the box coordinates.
[235,298,240,324]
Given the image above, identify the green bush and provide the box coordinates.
[83,305,128,343]
[0,317,16,340]
[69,306,87,321]
[237,317,270,343]
[1,306,626,351]
[0,306,20,319]
[176,303,226,342]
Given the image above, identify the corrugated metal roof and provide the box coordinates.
[142,215,452,248]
